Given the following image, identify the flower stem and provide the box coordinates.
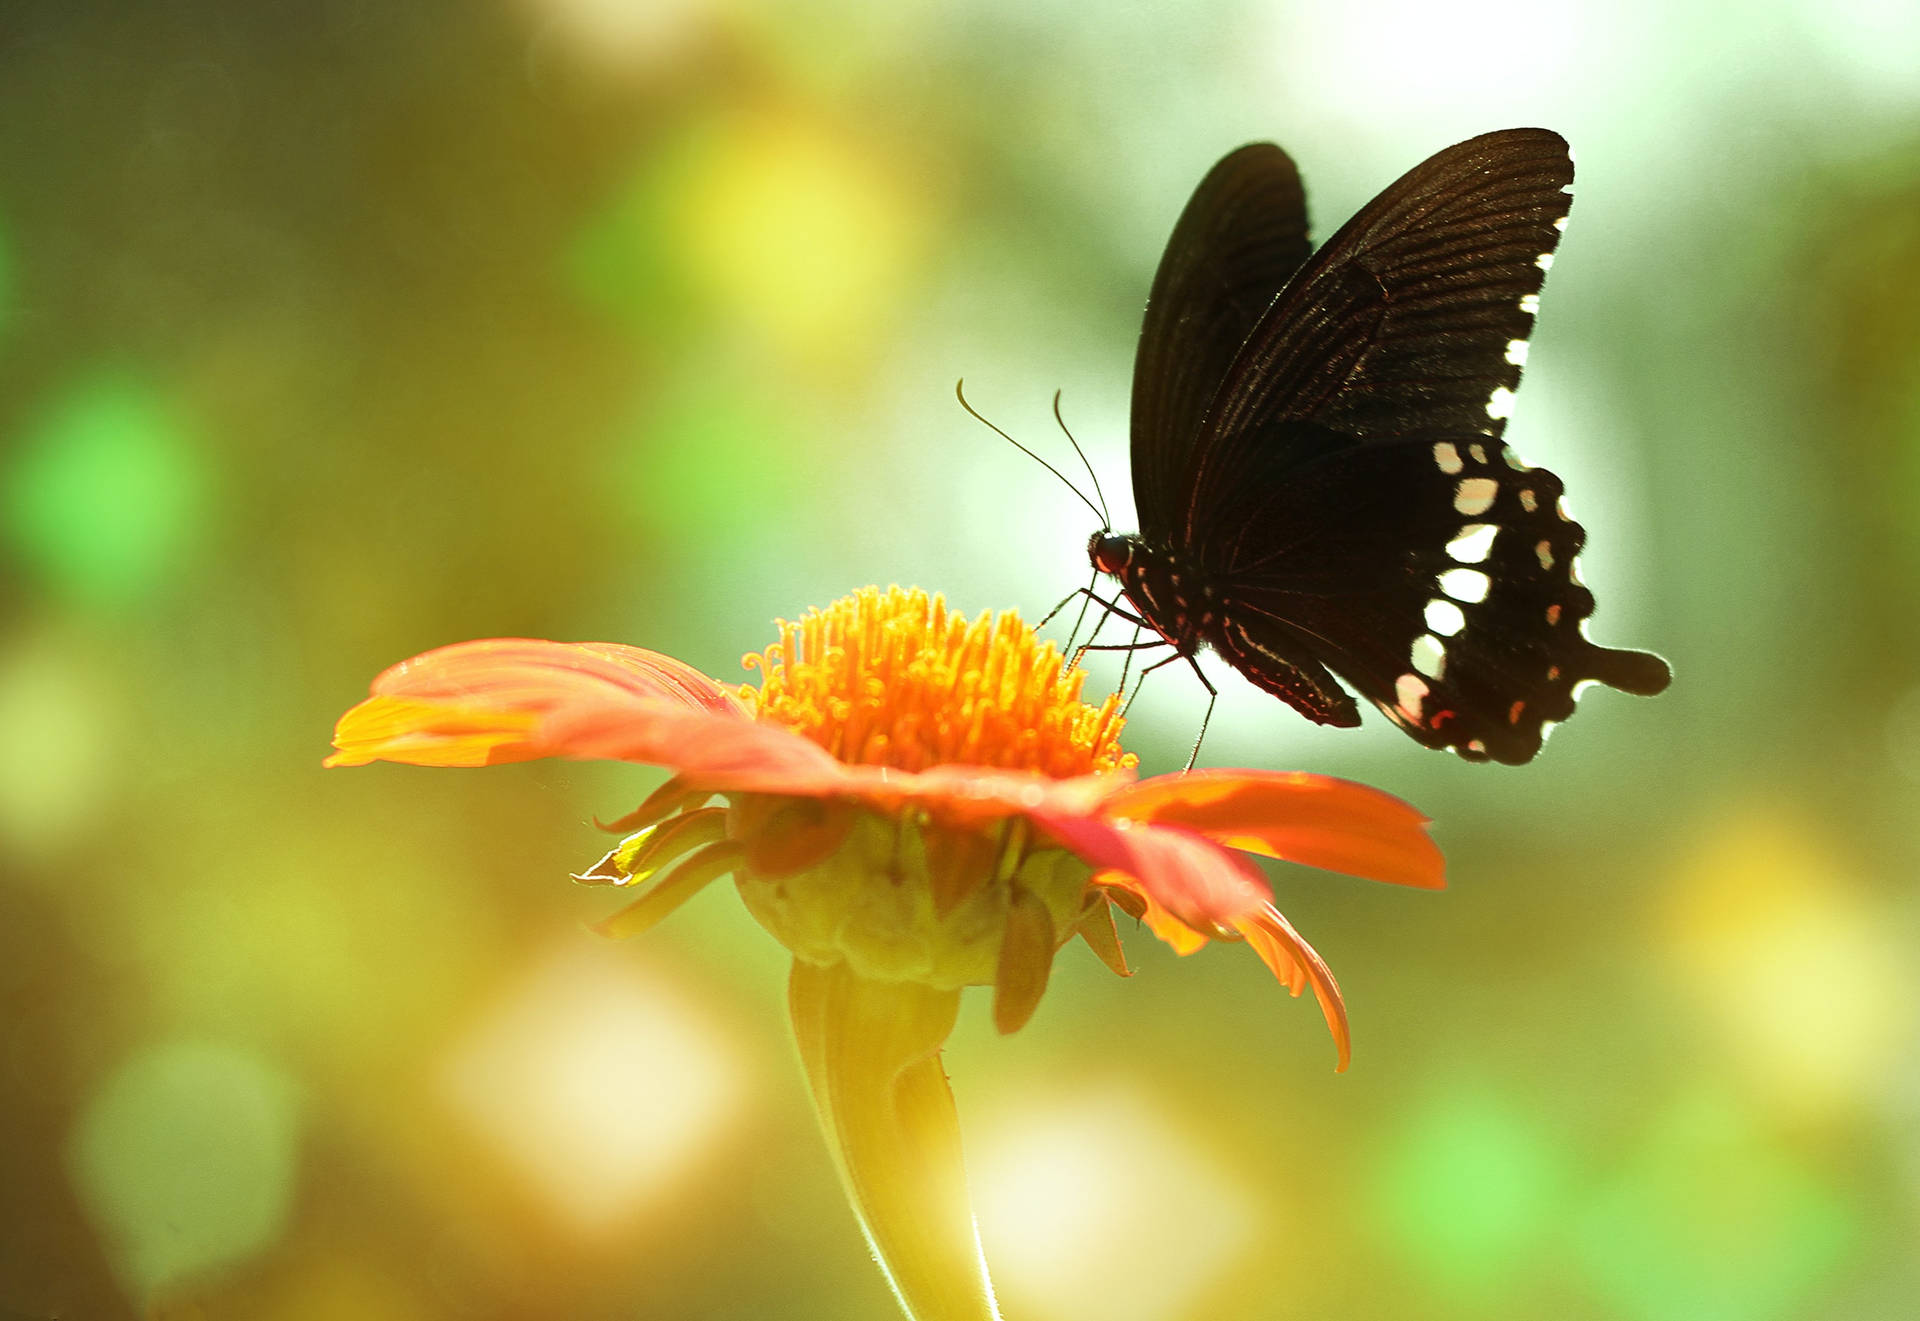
[788,960,1002,1321]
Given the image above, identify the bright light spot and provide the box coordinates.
[1535,251,1555,271]
[1519,293,1541,315]
[1265,0,1591,124]
[1484,387,1517,422]
[1440,567,1489,602]
[973,1086,1259,1321]
[1571,1090,1855,1321]
[1801,0,1920,111]
[1448,523,1497,563]
[675,114,929,372]
[1659,807,1911,1118]
[1368,1088,1566,1300]
[0,629,116,863]
[1504,338,1529,367]
[1425,598,1467,635]
[67,1039,302,1302]
[1432,441,1462,474]
[442,943,745,1236]
[2,371,206,608]
[521,0,713,78]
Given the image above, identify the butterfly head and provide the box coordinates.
[1088,532,1132,576]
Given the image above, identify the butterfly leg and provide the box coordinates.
[1182,659,1218,773]
[1106,647,1218,771]
[1115,624,1146,695]
[1072,633,1164,675]
[1038,569,1105,653]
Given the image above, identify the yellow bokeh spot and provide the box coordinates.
[673,111,931,371]
[1658,804,1910,1118]
[970,1084,1262,1321]
[440,943,748,1238]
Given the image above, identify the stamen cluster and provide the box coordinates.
[743,586,1134,778]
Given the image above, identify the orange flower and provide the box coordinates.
[328,586,1442,1321]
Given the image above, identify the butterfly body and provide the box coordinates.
[1090,129,1671,764]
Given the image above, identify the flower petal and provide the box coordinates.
[549,696,1128,823]
[1103,769,1445,890]
[543,695,853,787]
[1033,815,1272,934]
[1096,872,1211,955]
[326,638,746,767]
[1235,903,1352,1072]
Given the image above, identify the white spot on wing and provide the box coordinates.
[1503,449,1527,471]
[1469,443,1487,465]
[1448,523,1497,563]
[1504,339,1529,367]
[1485,387,1516,421]
[1412,634,1447,679]
[1440,567,1490,603]
[1553,215,1569,232]
[1535,539,1555,570]
[1395,672,1428,720]
[1425,598,1466,636]
[1519,294,1540,316]
[1433,441,1463,475]
[1454,477,1498,516]
[1536,252,1555,271]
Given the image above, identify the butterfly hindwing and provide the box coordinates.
[1211,434,1664,762]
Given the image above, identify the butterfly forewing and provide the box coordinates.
[1130,144,1311,543]
[1181,128,1574,538]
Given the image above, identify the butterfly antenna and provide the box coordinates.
[955,380,1106,527]
[1051,390,1110,529]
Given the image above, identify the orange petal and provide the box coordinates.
[1103,769,1445,890]
[542,695,851,786]
[326,638,747,768]
[1115,878,1211,956]
[1033,816,1271,934]
[1236,903,1352,1072]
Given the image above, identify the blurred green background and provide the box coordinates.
[3,1,1917,1318]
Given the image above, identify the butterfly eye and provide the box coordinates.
[1088,533,1131,575]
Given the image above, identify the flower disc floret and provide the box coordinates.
[743,586,1134,778]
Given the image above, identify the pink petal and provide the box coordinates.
[1032,815,1273,934]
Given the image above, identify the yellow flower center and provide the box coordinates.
[742,586,1136,777]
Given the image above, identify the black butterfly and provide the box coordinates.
[1083,128,1671,764]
